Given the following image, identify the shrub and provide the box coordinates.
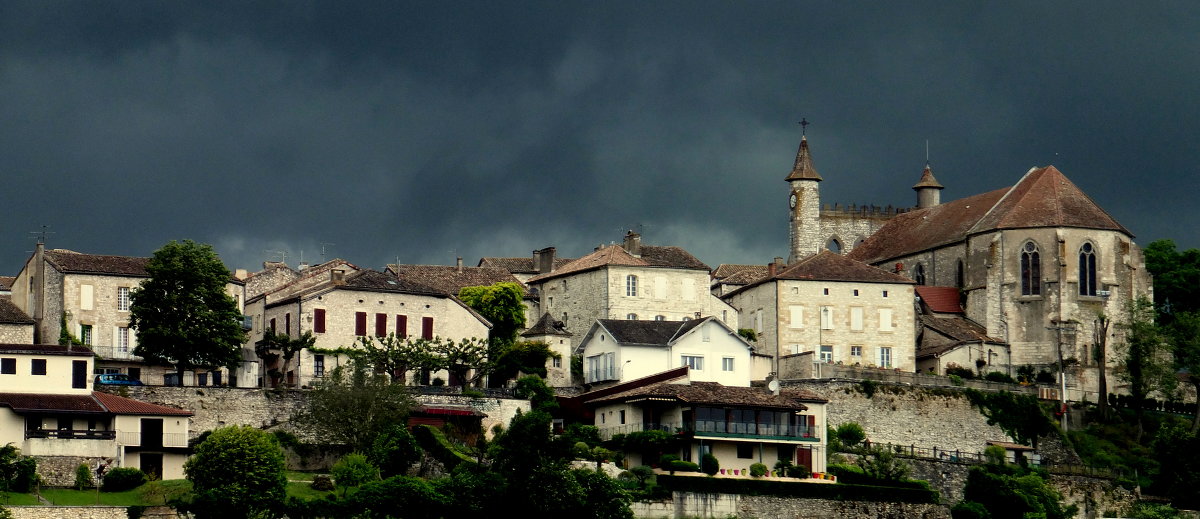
[949,374,965,386]
[103,467,147,492]
[750,463,767,477]
[835,422,866,449]
[984,371,1016,384]
[775,459,808,478]
[951,500,991,519]
[573,441,592,459]
[346,475,448,519]
[667,460,700,473]
[74,463,93,490]
[946,364,976,379]
[413,425,474,471]
[369,425,422,478]
[701,453,719,476]
[311,474,334,491]
[859,379,878,398]
[331,453,379,495]
[628,465,655,487]
[655,474,939,503]
[658,454,680,467]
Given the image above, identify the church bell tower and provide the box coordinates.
[786,130,823,264]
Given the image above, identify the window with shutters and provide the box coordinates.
[375,313,387,337]
[820,307,833,330]
[396,315,408,338]
[314,309,326,333]
[879,347,893,368]
[915,264,927,285]
[850,307,863,331]
[80,284,94,310]
[355,312,367,336]
[421,317,434,340]
[80,324,93,345]
[789,306,804,329]
[117,287,130,311]
[878,309,894,331]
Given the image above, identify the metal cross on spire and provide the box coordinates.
[799,118,810,136]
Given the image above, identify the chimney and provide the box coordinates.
[534,247,556,273]
[298,262,309,271]
[331,269,346,285]
[234,268,249,280]
[768,262,776,277]
[32,241,45,344]
[623,230,642,257]
[456,257,463,272]
[768,257,784,277]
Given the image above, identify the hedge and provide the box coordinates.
[654,475,940,504]
[412,425,475,471]
[825,464,932,492]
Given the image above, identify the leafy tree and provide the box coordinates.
[257,331,315,388]
[429,336,491,387]
[130,240,246,384]
[184,425,287,519]
[457,282,527,347]
[957,463,1076,519]
[331,453,379,496]
[964,389,1055,448]
[1143,239,1200,319]
[856,446,909,481]
[514,374,559,413]
[834,422,866,450]
[343,475,448,519]
[493,340,559,381]
[1115,297,1176,440]
[74,463,93,490]
[1168,311,1200,432]
[369,425,422,479]
[290,360,414,452]
[354,334,432,385]
[0,445,37,493]
[1150,421,1200,509]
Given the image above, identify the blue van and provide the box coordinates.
[94,373,144,386]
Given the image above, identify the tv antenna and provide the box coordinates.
[264,249,288,264]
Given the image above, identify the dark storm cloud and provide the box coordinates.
[1,1,1197,275]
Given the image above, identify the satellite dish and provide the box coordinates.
[768,380,780,392]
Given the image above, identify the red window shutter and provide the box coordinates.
[421,317,434,340]
[375,313,387,337]
[396,315,408,338]
[314,309,326,333]
[355,312,367,336]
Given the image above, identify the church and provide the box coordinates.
[779,133,1152,403]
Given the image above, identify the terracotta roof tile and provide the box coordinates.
[968,166,1129,235]
[0,343,92,355]
[44,250,149,277]
[93,391,193,416]
[527,244,709,284]
[915,286,963,314]
[0,277,15,291]
[711,264,768,281]
[847,188,1008,265]
[588,380,826,408]
[724,252,911,299]
[477,257,575,274]
[0,393,106,413]
[639,246,710,270]
[912,165,944,189]
[917,315,1004,359]
[386,264,524,297]
[0,297,33,325]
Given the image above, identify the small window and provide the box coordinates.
[737,443,754,459]
[375,313,388,337]
[117,327,130,353]
[819,345,833,363]
[314,355,325,377]
[552,357,562,368]
[654,315,666,321]
[421,317,435,340]
[80,324,93,345]
[627,313,638,320]
[850,346,862,358]
[314,309,326,333]
[722,357,734,371]
[915,264,927,285]
[396,315,408,337]
[823,288,829,296]
[619,410,626,424]
[354,312,367,336]
[31,359,46,376]
[882,290,889,298]
[853,289,859,296]
[0,358,14,375]
[879,347,893,368]
[681,355,704,370]
[626,275,639,297]
[117,287,131,311]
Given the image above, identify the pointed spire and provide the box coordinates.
[785,136,823,182]
[912,164,944,190]
[913,163,944,209]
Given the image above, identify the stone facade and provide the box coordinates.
[9,507,130,519]
[630,491,951,519]
[788,179,823,263]
[0,323,34,344]
[818,204,898,255]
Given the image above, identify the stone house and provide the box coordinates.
[11,244,251,387]
[847,165,1153,401]
[0,296,34,344]
[245,268,492,388]
[0,343,192,483]
[913,286,1010,376]
[577,317,754,388]
[524,232,738,341]
[521,312,574,387]
[722,251,917,379]
[478,248,576,284]
[387,260,532,324]
[581,369,829,476]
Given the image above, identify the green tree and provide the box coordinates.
[457,282,527,346]
[856,446,909,481]
[1116,297,1176,440]
[957,464,1077,519]
[513,374,559,413]
[256,331,315,388]
[493,340,559,381]
[130,240,246,385]
[429,336,491,387]
[964,389,1055,448]
[290,360,414,452]
[1151,421,1200,509]
[354,334,433,384]
[184,425,287,519]
[369,425,422,479]
[1143,239,1200,319]
[331,453,379,497]
[1168,311,1200,432]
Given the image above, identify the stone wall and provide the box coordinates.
[782,380,1012,453]
[33,455,102,487]
[629,491,951,519]
[9,507,128,519]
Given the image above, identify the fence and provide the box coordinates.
[806,363,1041,395]
[411,385,517,398]
[857,441,1120,479]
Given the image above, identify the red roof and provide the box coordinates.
[915,286,962,313]
[92,391,193,416]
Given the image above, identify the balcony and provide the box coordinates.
[691,420,821,442]
[91,345,142,361]
[24,430,117,457]
[116,432,189,448]
[25,429,116,440]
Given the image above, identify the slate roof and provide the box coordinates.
[477,257,575,274]
[598,319,697,346]
[784,137,822,182]
[386,264,524,297]
[44,250,149,277]
[0,277,14,291]
[850,166,1130,265]
[0,297,34,325]
[0,343,92,356]
[711,264,769,282]
[915,286,963,314]
[587,381,826,408]
[265,269,447,306]
[93,391,193,416]
[522,312,571,337]
[527,244,709,283]
[723,251,912,299]
[917,315,1004,358]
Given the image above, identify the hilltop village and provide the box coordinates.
[0,135,1161,517]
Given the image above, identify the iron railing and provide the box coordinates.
[25,429,115,440]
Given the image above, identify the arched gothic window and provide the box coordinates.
[826,238,842,254]
[1021,241,1041,296]
[1079,242,1098,296]
[626,275,638,297]
[914,264,926,285]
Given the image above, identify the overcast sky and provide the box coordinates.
[2,2,1197,275]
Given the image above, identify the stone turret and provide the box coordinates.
[912,164,944,209]
[786,136,823,263]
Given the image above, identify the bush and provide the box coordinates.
[658,454,680,467]
[656,474,939,503]
[369,425,422,478]
[413,425,474,471]
[74,463,93,490]
[700,453,719,476]
[835,422,866,449]
[345,475,448,519]
[775,459,808,478]
[311,475,334,491]
[952,500,992,519]
[949,374,965,386]
[573,441,592,459]
[103,467,147,492]
[946,364,976,379]
[331,453,379,495]
[984,371,1016,384]
[667,460,700,473]
[749,463,767,477]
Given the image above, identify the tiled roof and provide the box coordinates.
[477,257,575,274]
[915,286,963,314]
[93,391,193,416]
[44,250,149,277]
[0,343,92,356]
[0,393,107,413]
[0,277,15,291]
[912,165,944,189]
[917,315,1003,359]
[588,381,826,408]
[386,264,524,297]
[522,312,571,337]
[850,166,1130,265]
[527,244,708,283]
[343,269,444,296]
[784,137,822,182]
[598,319,694,346]
[711,264,768,281]
[723,251,912,299]
[0,297,33,325]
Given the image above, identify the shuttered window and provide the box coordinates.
[313,309,326,333]
[421,317,434,340]
[375,313,387,337]
[396,315,408,338]
[355,312,367,336]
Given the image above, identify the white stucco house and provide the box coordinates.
[0,343,192,482]
[578,317,754,388]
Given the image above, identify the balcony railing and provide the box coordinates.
[587,368,616,383]
[90,345,142,361]
[595,421,820,442]
[25,429,116,440]
[116,432,189,448]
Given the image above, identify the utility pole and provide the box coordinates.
[1048,321,1077,431]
